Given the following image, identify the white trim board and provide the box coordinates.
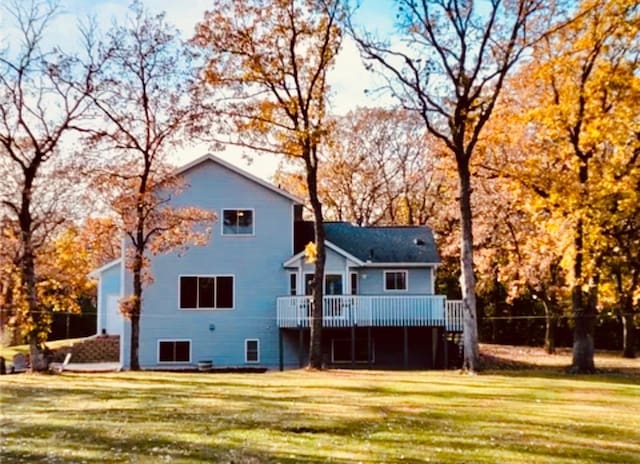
[283,240,365,267]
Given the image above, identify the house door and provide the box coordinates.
[304,273,314,295]
[325,274,343,295]
[304,273,344,295]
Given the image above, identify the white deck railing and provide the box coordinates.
[445,300,464,332]
[276,295,463,330]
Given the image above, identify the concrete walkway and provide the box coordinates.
[50,362,121,372]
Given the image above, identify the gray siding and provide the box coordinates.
[127,159,296,369]
[97,157,440,370]
[96,263,122,335]
[358,268,433,295]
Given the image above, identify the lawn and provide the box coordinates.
[1,363,639,463]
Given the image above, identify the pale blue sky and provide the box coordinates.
[0,0,398,178]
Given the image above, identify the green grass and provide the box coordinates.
[1,369,639,463]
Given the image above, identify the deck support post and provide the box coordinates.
[403,326,409,370]
[279,330,284,371]
[298,326,304,368]
[431,327,438,369]
[443,331,448,370]
[367,327,372,369]
[351,326,356,368]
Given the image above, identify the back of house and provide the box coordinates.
[91,154,462,370]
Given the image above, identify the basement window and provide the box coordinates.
[158,340,191,363]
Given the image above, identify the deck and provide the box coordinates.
[277,295,463,332]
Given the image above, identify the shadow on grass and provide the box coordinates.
[3,369,639,464]
[477,347,640,381]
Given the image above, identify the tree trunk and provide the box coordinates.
[29,336,48,371]
[305,151,325,369]
[570,161,595,374]
[457,160,478,372]
[622,310,636,359]
[571,286,595,373]
[543,301,556,355]
[130,253,143,371]
[309,218,326,369]
[21,178,49,372]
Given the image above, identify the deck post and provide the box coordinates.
[403,326,409,369]
[351,326,356,368]
[367,327,372,369]
[443,331,448,369]
[298,326,304,368]
[431,327,438,369]
[279,330,284,371]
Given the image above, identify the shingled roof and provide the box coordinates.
[323,222,440,264]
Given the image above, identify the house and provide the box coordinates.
[91,154,463,370]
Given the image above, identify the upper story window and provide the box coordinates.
[384,270,407,291]
[180,275,234,309]
[222,209,254,235]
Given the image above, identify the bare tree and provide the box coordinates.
[83,1,215,370]
[276,107,450,227]
[0,0,95,370]
[349,0,553,371]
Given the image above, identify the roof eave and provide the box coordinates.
[283,240,366,267]
[360,261,441,268]
[88,258,122,278]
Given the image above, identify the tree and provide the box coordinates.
[79,216,122,268]
[1,224,97,346]
[193,0,344,369]
[0,0,95,370]
[473,171,570,353]
[349,0,553,371]
[598,178,640,358]
[84,2,215,370]
[277,107,450,226]
[493,0,639,371]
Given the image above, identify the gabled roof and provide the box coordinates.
[325,222,440,265]
[284,240,365,267]
[175,153,303,204]
[88,258,122,278]
[289,221,441,266]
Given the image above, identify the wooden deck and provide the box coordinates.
[277,295,463,332]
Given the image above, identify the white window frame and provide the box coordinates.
[221,208,255,236]
[178,274,235,310]
[245,338,260,363]
[383,270,408,292]
[157,339,192,364]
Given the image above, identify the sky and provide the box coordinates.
[0,0,398,180]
